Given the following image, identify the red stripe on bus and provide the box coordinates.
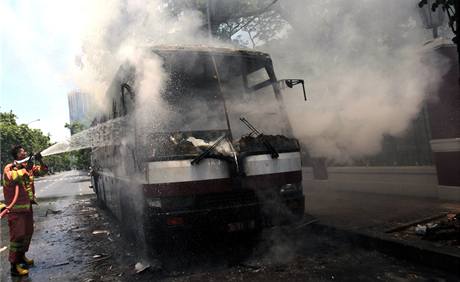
[143,178,233,197]
[243,171,302,189]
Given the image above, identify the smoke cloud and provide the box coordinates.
[70,0,210,114]
[266,0,448,162]
[38,0,448,163]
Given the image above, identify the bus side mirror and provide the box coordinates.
[278,79,307,101]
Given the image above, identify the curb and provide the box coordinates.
[308,222,460,275]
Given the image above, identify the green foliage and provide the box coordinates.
[64,121,91,170]
[227,9,287,47]
[45,153,72,172]
[165,0,285,44]
[71,148,91,170]
[1,111,51,168]
[65,121,86,135]
[1,111,90,173]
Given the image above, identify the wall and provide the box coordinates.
[302,166,439,198]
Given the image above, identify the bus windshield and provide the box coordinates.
[159,52,290,140]
[160,53,228,133]
[214,55,290,140]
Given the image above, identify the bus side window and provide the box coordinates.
[121,83,135,115]
[112,100,120,118]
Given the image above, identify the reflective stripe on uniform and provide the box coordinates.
[25,187,34,200]
[10,242,24,251]
[16,170,25,185]
[11,204,31,210]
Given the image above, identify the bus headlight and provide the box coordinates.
[146,198,162,208]
[280,183,302,194]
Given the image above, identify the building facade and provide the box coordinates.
[67,91,92,127]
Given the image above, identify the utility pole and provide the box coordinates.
[207,0,213,39]
[455,0,460,83]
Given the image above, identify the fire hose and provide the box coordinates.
[0,185,19,219]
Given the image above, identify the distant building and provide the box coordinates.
[67,91,92,127]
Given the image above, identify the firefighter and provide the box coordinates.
[2,145,48,276]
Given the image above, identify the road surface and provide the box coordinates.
[0,170,92,201]
[0,170,93,281]
[0,171,457,281]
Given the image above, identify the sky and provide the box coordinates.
[0,0,249,143]
[0,0,83,142]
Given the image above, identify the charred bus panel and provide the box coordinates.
[90,46,305,242]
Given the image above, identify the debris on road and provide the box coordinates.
[422,213,460,243]
[70,226,89,232]
[0,246,7,253]
[92,230,110,235]
[294,218,319,230]
[390,212,460,247]
[415,224,427,235]
[90,254,111,264]
[51,261,70,267]
[385,213,448,233]
[45,208,62,216]
[237,263,263,272]
[134,262,151,274]
[415,223,438,236]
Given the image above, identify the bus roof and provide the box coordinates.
[151,45,271,59]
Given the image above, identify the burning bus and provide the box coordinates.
[89,45,306,243]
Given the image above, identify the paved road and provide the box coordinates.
[0,170,93,282]
[0,170,457,281]
[0,170,93,201]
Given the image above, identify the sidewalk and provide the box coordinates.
[303,183,460,274]
[305,187,460,233]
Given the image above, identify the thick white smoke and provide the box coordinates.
[265,0,448,162]
[70,0,209,114]
[41,0,448,163]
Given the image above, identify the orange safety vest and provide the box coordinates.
[2,163,47,213]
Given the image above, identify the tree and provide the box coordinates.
[0,111,80,173]
[1,111,51,169]
[234,9,287,47]
[45,153,73,172]
[64,121,91,170]
[419,0,460,83]
[64,121,86,135]
[165,0,285,43]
